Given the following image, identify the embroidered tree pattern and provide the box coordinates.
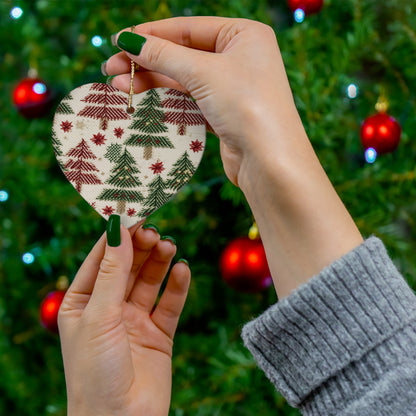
[97,147,144,214]
[139,174,171,217]
[63,139,102,193]
[51,129,63,157]
[166,152,196,191]
[104,143,122,163]
[55,93,74,114]
[162,89,205,135]
[77,83,130,130]
[124,89,173,160]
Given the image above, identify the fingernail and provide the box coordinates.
[142,223,159,233]
[101,60,108,76]
[178,258,189,266]
[106,76,115,86]
[111,33,118,46]
[161,235,176,245]
[117,32,147,55]
[107,214,121,247]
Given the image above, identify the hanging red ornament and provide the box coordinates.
[360,112,401,155]
[287,0,324,15]
[13,77,52,118]
[220,236,272,293]
[40,290,66,333]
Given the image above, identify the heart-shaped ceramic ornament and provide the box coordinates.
[52,83,206,227]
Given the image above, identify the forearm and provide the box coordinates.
[238,108,363,298]
[241,237,416,414]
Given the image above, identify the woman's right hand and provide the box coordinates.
[105,16,363,299]
[104,17,306,186]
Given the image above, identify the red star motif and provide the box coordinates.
[60,120,72,132]
[150,161,165,174]
[91,133,106,145]
[190,140,204,153]
[127,208,136,217]
[114,127,124,138]
[102,205,115,215]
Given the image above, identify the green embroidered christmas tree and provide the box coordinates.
[104,143,122,163]
[55,93,74,114]
[51,128,63,157]
[124,89,173,160]
[97,147,144,214]
[139,175,171,217]
[166,152,196,191]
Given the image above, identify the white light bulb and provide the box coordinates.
[11,7,23,19]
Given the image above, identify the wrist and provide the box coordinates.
[237,117,363,298]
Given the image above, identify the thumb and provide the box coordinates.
[116,31,208,93]
[88,215,133,310]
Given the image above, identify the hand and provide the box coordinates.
[58,220,190,416]
[104,17,303,186]
[105,17,363,299]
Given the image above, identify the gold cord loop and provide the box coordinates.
[127,25,137,114]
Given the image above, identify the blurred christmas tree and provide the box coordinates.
[1,0,416,415]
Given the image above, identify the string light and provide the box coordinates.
[22,252,35,264]
[0,190,8,202]
[347,84,358,99]
[91,35,103,47]
[365,147,377,164]
[10,7,23,19]
[33,82,47,94]
[294,9,305,23]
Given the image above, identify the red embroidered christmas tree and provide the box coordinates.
[162,89,205,135]
[97,147,144,214]
[77,83,130,130]
[139,174,171,217]
[166,152,196,191]
[124,89,173,160]
[63,139,102,192]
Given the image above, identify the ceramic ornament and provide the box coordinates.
[52,83,206,227]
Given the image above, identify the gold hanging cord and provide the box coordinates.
[127,25,137,114]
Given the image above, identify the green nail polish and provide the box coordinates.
[110,33,118,46]
[100,60,108,76]
[178,258,189,266]
[117,32,147,55]
[142,223,159,233]
[161,235,176,245]
[107,215,121,247]
[106,76,115,86]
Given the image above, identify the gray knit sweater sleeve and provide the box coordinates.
[241,237,416,415]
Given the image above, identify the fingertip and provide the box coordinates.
[172,260,191,289]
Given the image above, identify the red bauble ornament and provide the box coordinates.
[360,113,401,155]
[220,237,272,293]
[287,0,324,15]
[13,77,52,118]
[40,290,66,333]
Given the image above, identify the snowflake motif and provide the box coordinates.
[91,133,106,145]
[127,208,136,217]
[60,120,73,132]
[114,127,124,138]
[150,161,165,174]
[102,205,115,215]
[190,140,204,153]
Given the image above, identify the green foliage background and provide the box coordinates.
[1,0,416,414]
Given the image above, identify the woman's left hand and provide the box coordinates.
[58,219,190,416]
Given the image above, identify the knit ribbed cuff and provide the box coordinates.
[241,237,416,413]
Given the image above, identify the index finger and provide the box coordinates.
[119,16,232,52]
